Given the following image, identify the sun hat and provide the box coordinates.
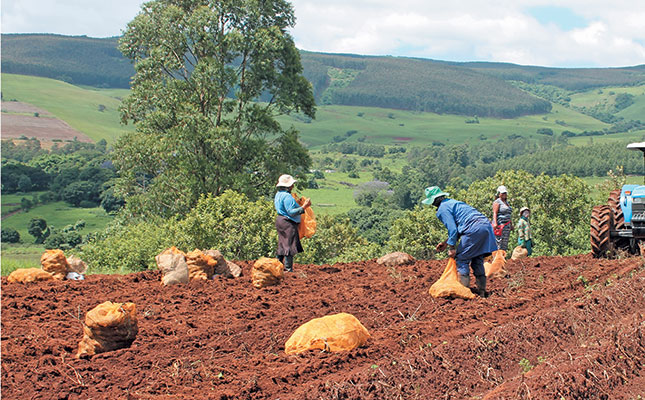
[422,186,450,205]
[276,174,297,187]
[497,185,508,194]
[519,206,530,214]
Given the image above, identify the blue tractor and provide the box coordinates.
[591,142,645,257]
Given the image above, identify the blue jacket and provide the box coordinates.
[274,190,304,223]
[436,198,490,246]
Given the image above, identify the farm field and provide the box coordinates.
[278,103,610,148]
[1,73,133,144]
[3,74,618,150]
[2,253,644,399]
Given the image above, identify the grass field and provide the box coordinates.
[1,73,133,143]
[1,201,114,275]
[2,201,113,242]
[3,73,615,150]
[278,103,610,149]
[568,84,645,111]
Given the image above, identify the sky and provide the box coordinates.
[2,0,645,68]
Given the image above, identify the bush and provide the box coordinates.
[453,170,591,256]
[78,217,179,273]
[44,231,82,250]
[1,228,21,243]
[386,206,446,259]
[78,190,276,273]
[296,215,382,264]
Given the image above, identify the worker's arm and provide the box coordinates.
[492,201,499,228]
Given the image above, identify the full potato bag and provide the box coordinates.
[429,258,476,300]
[285,313,370,355]
[76,301,138,358]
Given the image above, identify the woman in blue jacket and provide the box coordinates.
[422,186,497,296]
[274,174,311,272]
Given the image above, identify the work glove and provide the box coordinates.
[518,238,525,247]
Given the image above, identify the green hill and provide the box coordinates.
[1,73,133,143]
[3,73,634,149]
[1,34,133,88]
[4,33,644,118]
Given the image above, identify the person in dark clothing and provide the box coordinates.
[422,186,497,297]
[274,174,311,272]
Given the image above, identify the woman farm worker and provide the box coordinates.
[517,207,533,256]
[274,174,311,272]
[492,185,513,252]
[423,186,497,297]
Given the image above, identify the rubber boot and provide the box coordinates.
[459,274,470,288]
[283,256,294,272]
[475,275,487,297]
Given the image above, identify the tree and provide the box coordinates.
[61,181,96,206]
[28,217,50,244]
[116,0,315,217]
[1,228,21,243]
[17,175,32,192]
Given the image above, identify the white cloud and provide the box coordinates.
[290,0,645,67]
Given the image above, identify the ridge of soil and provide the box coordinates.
[2,254,644,399]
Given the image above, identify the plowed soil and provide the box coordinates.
[1,101,92,142]
[2,254,645,399]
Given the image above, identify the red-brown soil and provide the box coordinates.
[1,101,92,142]
[2,254,644,399]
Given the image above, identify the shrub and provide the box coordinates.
[386,206,445,259]
[79,190,277,272]
[78,217,179,272]
[2,228,21,243]
[453,170,591,256]
[44,231,82,250]
[296,215,381,264]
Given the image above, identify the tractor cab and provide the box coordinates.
[591,142,645,257]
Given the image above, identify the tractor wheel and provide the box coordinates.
[591,205,614,258]
[608,189,625,230]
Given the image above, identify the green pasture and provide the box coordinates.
[1,244,46,275]
[1,201,113,244]
[1,192,38,216]
[568,84,645,109]
[1,73,133,143]
[279,103,609,149]
[301,169,375,216]
[568,129,645,146]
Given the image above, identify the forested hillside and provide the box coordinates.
[1,34,134,88]
[3,33,644,117]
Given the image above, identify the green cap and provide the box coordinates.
[422,186,449,205]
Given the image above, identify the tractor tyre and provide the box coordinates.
[591,205,614,258]
[608,189,625,230]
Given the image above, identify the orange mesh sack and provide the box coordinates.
[285,313,370,355]
[41,249,70,280]
[429,258,476,299]
[76,301,138,358]
[203,249,242,278]
[185,249,217,280]
[292,193,316,239]
[7,268,54,283]
[155,247,189,286]
[66,256,88,274]
[251,257,284,288]
[376,252,416,267]
[511,246,528,260]
[485,250,507,278]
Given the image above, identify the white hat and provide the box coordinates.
[276,174,296,187]
[520,206,530,214]
[497,185,508,194]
